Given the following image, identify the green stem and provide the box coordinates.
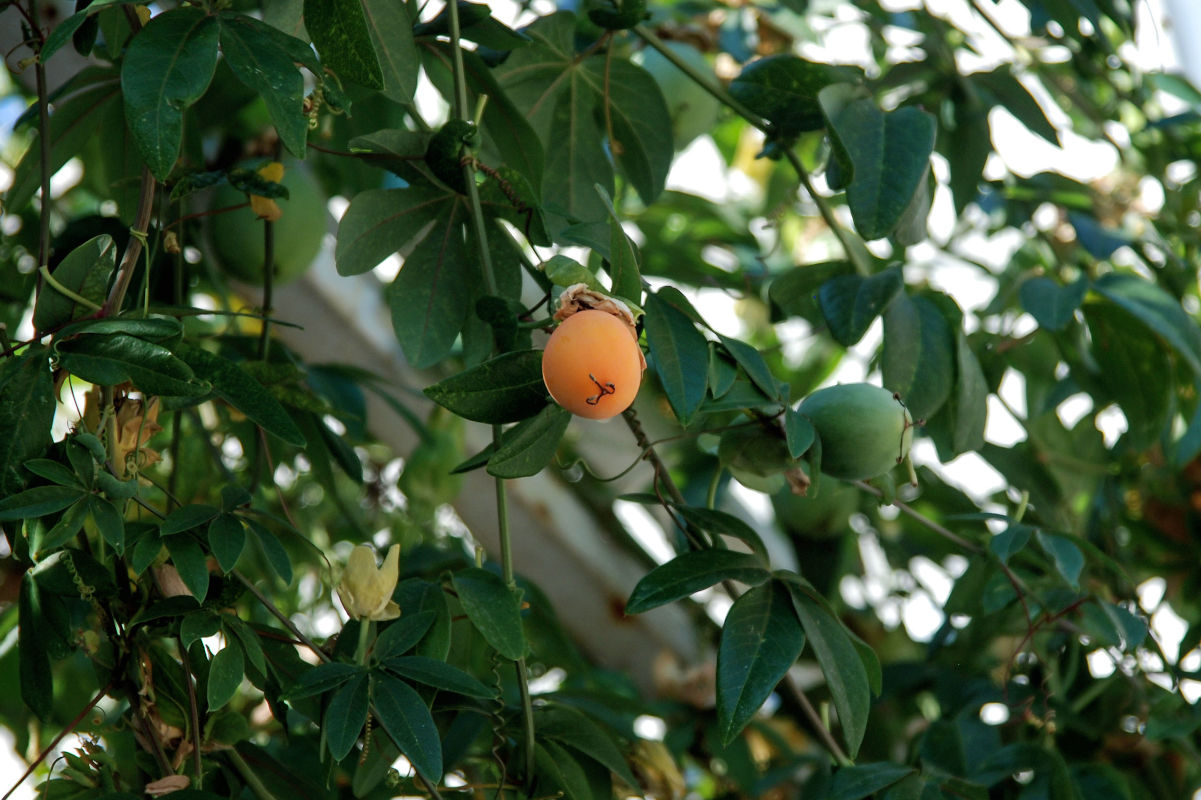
[234,571,330,663]
[783,150,873,276]
[633,24,871,276]
[102,169,157,316]
[227,749,281,800]
[257,219,274,360]
[33,20,51,323]
[354,618,372,665]
[632,25,766,127]
[39,265,103,311]
[448,3,534,787]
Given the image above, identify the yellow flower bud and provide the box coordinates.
[250,162,285,222]
[337,544,401,621]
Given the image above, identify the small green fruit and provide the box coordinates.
[208,161,327,285]
[798,383,913,481]
[636,42,721,149]
[771,481,858,539]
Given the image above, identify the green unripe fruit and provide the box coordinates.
[798,383,913,481]
[208,162,327,286]
[635,42,721,150]
[771,481,858,539]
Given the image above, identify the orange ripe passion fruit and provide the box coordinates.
[542,309,644,419]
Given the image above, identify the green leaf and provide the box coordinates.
[535,703,638,786]
[485,404,571,478]
[550,75,613,225]
[180,610,221,650]
[0,485,86,521]
[121,8,220,178]
[207,642,245,710]
[949,331,988,454]
[989,524,1031,564]
[303,0,383,90]
[424,350,548,423]
[828,763,918,800]
[285,662,364,700]
[718,335,778,400]
[1092,272,1201,377]
[586,59,672,206]
[58,315,184,343]
[626,550,770,614]
[882,293,954,421]
[165,535,210,603]
[217,14,308,158]
[673,505,769,561]
[645,291,709,425]
[384,210,474,369]
[335,185,449,275]
[535,741,596,800]
[37,500,89,554]
[225,616,267,676]
[6,75,121,213]
[543,255,602,291]
[395,579,452,661]
[373,611,437,661]
[818,268,903,347]
[452,567,526,660]
[783,409,816,459]
[208,513,246,573]
[731,56,860,136]
[496,12,613,226]
[1084,302,1172,449]
[24,459,81,488]
[371,675,443,781]
[360,0,418,102]
[246,517,293,585]
[130,525,163,575]
[86,495,125,554]
[822,95,936,240]
[40,0,136,60]
[596,185,643,304]
[847,627,882,698]
[33,235,116,330]
[1020,276,1089,332]
[717,581,806,744]
[974,66,1060,146]
[1036,532,1084,589]
[0,346,56,494]
[325,672,370,761]
[161,504,220,535]
[769,261,856,323]
[790,587,871,758]
[55,333,210,397]
[946,99,992,215]
[382,656,496,698]
[19,575,53,719]
[174,344,307,446]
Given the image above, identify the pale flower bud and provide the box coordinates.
[337,544,401,621]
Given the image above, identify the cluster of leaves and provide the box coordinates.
[4,0,1201,798]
